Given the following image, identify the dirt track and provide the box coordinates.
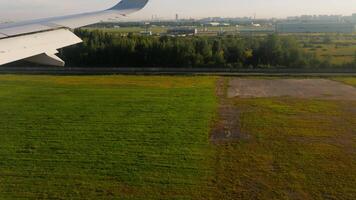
[210,78,248,144]
[228,78,356,100]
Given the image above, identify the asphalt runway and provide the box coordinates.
[1,66,356,76]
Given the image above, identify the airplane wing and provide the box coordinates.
[0,0,149,66]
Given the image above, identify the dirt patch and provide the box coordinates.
[210,78,249,143]
[228,78,356,100]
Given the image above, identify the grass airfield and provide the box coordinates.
[0,75,355,199]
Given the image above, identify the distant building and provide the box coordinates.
[251,23,261,27]
[352,13,356,23]
[140,31,152,36]
[317,15,342,22]
[276,23,356,33]
[167,27,198,36]
[206,22,220,26]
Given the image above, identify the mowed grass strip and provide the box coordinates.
[332,77,356,87]
[212,97,356,200]
[0,75,217,199]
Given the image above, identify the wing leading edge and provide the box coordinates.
[0,0,149,66]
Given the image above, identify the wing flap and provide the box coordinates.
[25,53,65,66]
[0,29,82,65]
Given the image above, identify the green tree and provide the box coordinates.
[223,38,246,67]
[212,40,225,66]
[323,35,333,44]
[253,34,284,67]
[195,39,212,65]
[280,36,305,68]
[63,29,328,69]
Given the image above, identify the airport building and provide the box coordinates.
[166,27,198,36]
[276,23,356,33]
[140,30,153,36]
[352,13,356,23]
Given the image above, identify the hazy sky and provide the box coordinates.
[0,0,356,21]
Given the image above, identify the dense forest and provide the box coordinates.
[62,29,356,68]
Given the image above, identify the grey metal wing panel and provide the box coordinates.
[0,24,61,36]
[0,0,149,37]
[48,10,122,29]
[52,0,149,29]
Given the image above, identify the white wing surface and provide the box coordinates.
[0,0,149,66]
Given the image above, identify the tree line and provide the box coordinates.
[62,29,356,68]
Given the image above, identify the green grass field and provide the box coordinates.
[0,75,355,199]
[0,75,217,199]
[214,98,356,199]
[304,43,356,65]
[85,27,169,34]
[297,34,356,65]
[333,77,356,87]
